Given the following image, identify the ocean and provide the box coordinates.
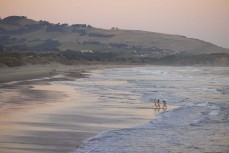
[68,66,229,153]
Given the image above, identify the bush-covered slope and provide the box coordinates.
[0,16,228,66]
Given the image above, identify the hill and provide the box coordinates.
[0,16,229,66]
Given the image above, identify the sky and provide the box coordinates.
[0,0,229,48]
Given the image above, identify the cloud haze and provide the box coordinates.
[0,0,229,48]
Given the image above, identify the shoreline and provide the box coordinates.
[1,60,228,153]
[0,63,139,84]
[0,63,161,153]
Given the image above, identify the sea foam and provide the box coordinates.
[70,66,229,153]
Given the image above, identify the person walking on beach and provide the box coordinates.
[162,100,167,108]
[153,99,158,108]
[157,99,160,108]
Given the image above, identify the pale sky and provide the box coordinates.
[0,0,229,48]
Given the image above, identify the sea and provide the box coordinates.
[69,66,229,153]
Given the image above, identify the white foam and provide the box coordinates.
[196,102,209,107]
[208,110,220,116]
[207,104,219,110]
[69,66,229,153]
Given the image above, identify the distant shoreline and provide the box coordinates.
[0,63,137,84]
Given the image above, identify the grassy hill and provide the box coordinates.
[0,16,229,66]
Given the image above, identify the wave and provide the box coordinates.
[71,102,225,153]
[70,66,229,153]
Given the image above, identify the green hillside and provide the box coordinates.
[0,16,229,66]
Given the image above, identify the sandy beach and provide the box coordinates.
[0,63,136,84]
[1,65,228,153]
[0,64,165,153]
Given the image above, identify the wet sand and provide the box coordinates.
[0,63,136,84]
[0,64,171,153]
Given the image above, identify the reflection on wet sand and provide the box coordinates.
[0,80,175,153]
